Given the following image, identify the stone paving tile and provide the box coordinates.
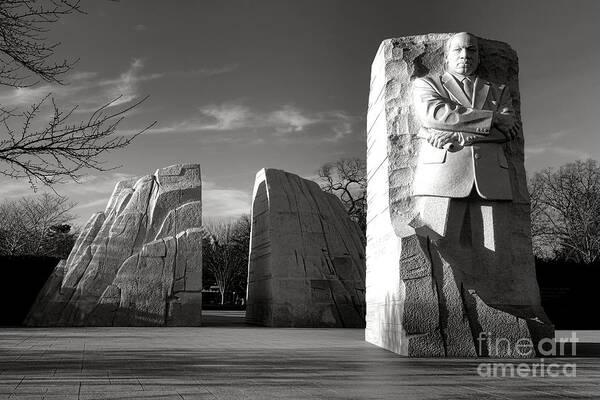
[0,328,599,399]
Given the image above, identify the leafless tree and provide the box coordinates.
[529,159,600,264]
[202,215,250,305]
[0,0,154,189]
[0,200,29,255]
[0,0,80,87]
[317,157,366,235]
[0,193,76,256]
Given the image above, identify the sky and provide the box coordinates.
[1,0,600,226]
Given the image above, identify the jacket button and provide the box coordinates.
[475,153,481,159]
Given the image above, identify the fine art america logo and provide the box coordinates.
[476,332,578,378]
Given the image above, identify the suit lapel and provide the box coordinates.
[473,77,490,109]
[441,72,471,107]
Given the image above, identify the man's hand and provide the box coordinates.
[427,131,457,149]
[493,110,521,140]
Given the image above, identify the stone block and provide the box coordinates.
[365,33,553,357]
[25,164,203,327]
[246,168,366,327]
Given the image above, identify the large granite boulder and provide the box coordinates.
[25,164,203,326]
[365,34,553,357]
[246,168,366,327]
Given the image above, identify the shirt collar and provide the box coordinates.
[448,71,475,84]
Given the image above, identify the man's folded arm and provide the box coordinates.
[413,77,494,134]
[497,84,515,115]
[492,84,521,140]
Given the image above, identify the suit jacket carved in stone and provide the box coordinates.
[412,71,514,200]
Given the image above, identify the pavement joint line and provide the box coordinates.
[79,343,85,373]
[191,377,218,399]
[8,376,25,399]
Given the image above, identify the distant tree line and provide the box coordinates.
[202,215,251,305]
[0,193,77,258]
[318,157,600,265]
[0,192,252,306]
[3,157,599,278]
[529,159,600,264]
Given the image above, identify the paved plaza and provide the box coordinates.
[0,314,599,399]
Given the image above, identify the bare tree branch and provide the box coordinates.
[0,0,82,87]
[317,157,366,236]
[0,95,156,188]
[0,0,155,189]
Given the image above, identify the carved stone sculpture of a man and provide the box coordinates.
[413,32,519,201]
[411,32,535,317]
[366,31,552,357]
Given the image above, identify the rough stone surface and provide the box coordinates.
[246,168,366,327]
[25,164,203,326]
[365,33,553,357]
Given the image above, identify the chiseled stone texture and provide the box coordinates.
[25,164,203,326]
[365,33,553,357]
[246,168,366,327]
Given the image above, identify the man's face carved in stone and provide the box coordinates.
[446,33,479,77]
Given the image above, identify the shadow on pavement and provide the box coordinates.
[201,310,248,327]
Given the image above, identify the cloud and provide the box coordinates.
[526,129,590,160]
[172,64,239,77]
[0,172,137,226]
[0,59,162,113]
[0,172,135,198]
[525,145,590,159]
[70,71,99,81]
[203,183,252,218]
[85,59,164,110]
[547,130,568,141]
[0,179,34,199]
[0,84,71,106]
[0,60,237,116]
[319,110,357,141]
[197,102,252,131]
[144,102,360,142]
[268,105,318,133]
[100,58,150,107]
[133,24,147,31]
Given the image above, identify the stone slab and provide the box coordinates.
[246,168,366,327]
[365,33,553,357]
[25,164,203,326]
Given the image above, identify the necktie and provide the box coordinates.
[463,77,474,103]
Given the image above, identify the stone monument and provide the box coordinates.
[25,164,203,326]
[246,168,366,327]
[365,33,553,357]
